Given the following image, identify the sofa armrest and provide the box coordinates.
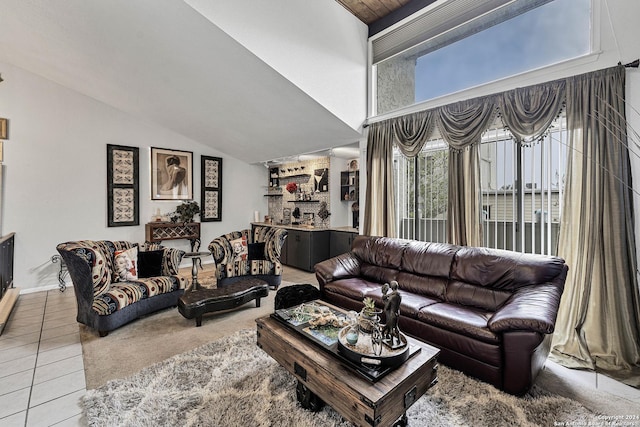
[264,228,287,264]
[314,253,362,287]
[162,247,185,275]
[488,284,563,334]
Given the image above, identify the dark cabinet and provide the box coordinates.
[330,230,358,258]
[282,229,329,272]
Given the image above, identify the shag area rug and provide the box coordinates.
[83,329,599,427]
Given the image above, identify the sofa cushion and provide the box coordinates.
[138,249,164,278]
[445,280,511,312]
[113,247,139,282]
[92,276,186,315]
[230,236,248,261]
[360,264,399,285]
[352,236,410,269]
[396,271,447,300]
[451,246,567,291]
[398,292,442,318]
[417,303,499,344]
[247,242,266,260]
[323,278,382,302]
[400,240,460,278]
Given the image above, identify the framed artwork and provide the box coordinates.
[201,156,222,221]
[107,144,139,227]
[0,118,7,140]
[151,147,193,200]
[314,168,329,192]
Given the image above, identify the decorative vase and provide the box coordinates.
[345,326,359,345]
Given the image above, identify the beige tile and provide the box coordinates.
[40,324,79,341]
[36,343,82,367]
[25,389,85,427]
[0,342,38,365]
[42,316,76,331]
[51,413,83,427]
[0,332,41,350]
[0,387,30,419]
[33,355,84,385]
[7,312,43,327]
[14,300,46,311]
[1,322,42,338]
[29,370,86,408]
[0,354,37,378]
[44,309,76,323]
[0,410,27,427]
[0,368,33,396]
[38,332,80,353]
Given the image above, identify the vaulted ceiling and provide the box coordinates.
[0,1,368,164]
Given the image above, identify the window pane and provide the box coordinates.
[394,141,449,242]
[479,115,567,255]
[375,0,590,114]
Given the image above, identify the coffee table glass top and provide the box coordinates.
[272,300,421,382]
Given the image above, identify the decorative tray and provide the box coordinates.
[337,327,410,369]
[272,300,420,382]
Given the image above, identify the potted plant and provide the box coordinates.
[359,297,381,333]
[173,201,200,223]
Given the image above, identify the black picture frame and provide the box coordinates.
[107,144,139,227]
[201,156,222,222]
[150,147,193,200]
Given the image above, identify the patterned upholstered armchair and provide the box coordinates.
[208,226,287,289]
[56,240,186,336]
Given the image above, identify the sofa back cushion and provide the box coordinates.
[352,236,409,270]
[451,246,567,291]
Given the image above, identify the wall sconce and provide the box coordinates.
[0,74,4,83]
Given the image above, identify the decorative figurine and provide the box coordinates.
[382,280,404,349]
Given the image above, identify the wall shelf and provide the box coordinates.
[288,200,320,203]
[264,193,283,197]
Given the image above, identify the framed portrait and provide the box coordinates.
[201,155,222,221]
[107,144,139,227]
[151,147,193,200]
[0,118,7,140]
[314,168,329,192]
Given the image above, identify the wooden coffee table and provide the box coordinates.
[256,303,439,427]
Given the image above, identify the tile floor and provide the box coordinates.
[1,267,639,426]
[0,289,84,426]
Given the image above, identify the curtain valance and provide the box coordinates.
[497,80,566,144]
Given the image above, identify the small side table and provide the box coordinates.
[183,251,210,291]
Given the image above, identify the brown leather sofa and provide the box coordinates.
[314,235,567,395]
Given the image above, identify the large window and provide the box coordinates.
[373,0,591,115]
[395,114,568,255]
[394,141,449,242]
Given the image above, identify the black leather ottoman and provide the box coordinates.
[178,278,269,326]
[274,283,320,310]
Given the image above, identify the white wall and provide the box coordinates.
[184,0,369,133]
[0,62,266,291]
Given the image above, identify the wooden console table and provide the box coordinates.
[145,222,201,252]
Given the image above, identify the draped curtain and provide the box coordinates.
[363,122,397,237]
[364,64,640,379]
[550,66,640,384]
[436,99,497,246]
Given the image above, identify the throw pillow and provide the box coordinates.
[247,242,266,261]
[230,236,248,262]
[138,249,164,278]
[113,246,138,282]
